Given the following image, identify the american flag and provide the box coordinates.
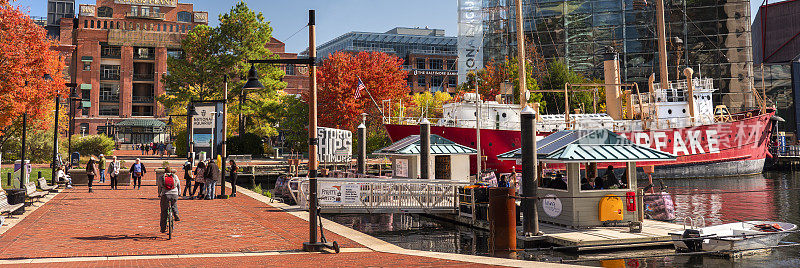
[355,78,365,99]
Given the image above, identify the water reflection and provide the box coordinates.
[325,171,800,267]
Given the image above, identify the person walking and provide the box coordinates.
[86,156,97,193]
[204,159,219,200]
[192,161,206,199]
[228,159,239,197]
[182,160,194,197]
[130,158,146,189]
[107,156,121,189]
[158,167,180,233]
[98,154,106,183]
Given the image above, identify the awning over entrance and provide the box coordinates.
[497,129,676,163]
[115,119,166,128]
[375,134,477,156]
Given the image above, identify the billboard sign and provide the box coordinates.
[317,127,352,163]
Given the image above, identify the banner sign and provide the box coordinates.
[114,0,177,7]
[457,0,484,84]
[317,127,352,163]
[318,181,363,206]
[191,102,224,159]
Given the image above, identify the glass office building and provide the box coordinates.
[483,0,754,109]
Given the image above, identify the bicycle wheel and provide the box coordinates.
[167,206,174,240]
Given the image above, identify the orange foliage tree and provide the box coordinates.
[315,51,411,132]
[0,0,66,135]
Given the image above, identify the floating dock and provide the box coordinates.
[519,220,685,251]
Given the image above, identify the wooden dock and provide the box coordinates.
[519,220,685,251]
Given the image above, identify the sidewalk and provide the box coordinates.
[0,169,576,267]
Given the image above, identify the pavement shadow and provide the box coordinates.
[74,234,166,241]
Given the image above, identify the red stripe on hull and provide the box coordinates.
[384,111,774,178]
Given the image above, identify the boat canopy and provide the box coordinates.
[497,129,676,163]
[374,134,477,156]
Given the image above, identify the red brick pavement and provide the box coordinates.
[15,252,496,268]
[0,172,361,259]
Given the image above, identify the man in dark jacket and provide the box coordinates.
[203,159,220,200]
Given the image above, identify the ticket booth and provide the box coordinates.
[375,134,476,181]
[498,129,676,228]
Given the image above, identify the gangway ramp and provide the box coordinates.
[289,178,470,214]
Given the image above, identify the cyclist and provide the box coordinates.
[158,167,180,233]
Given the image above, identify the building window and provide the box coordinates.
[132,106,154,116]
[100,105,119,116]
[177,11,192,23]
[417,76,427,87]
[100,65,121,80]
[83,62,91,71]
[167,49,183,59]
[97,6,113,18]
[90,20,94,28]
[431,76,444,89]
[101,43,121,58]
[430,59,443,70]
[446,59,456,70]
[415,58,426,69]
[286,64,296,75]
[100,83,119,102]
[448,76,457,88]
[81,89,90,101]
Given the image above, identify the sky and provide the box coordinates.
[13,0,779,53]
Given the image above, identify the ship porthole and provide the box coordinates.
[668,109,673,114]
[682,109,686,114]
[502,113,507,118]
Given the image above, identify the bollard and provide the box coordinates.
[38,171,42,180]
[6,172,10,188]
[420,119,431,180]
[357,122,366,174]
[489,187,517,254]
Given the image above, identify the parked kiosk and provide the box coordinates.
[498,129,676,228]
[375,134,476,181]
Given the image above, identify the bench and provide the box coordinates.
[0,191,24,218]
[37,177,59,192]
[25,182,47,204]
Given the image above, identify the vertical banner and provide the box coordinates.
[317,127,353,164]
[458,0,484,84]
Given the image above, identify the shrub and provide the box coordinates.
[72,135,115,157]
[227,133,264,157]
[173,129,188,158]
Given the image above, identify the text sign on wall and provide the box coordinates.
[457,0,484,84]
[192,105,215,128]
[317,127,352,163]
[114,0,177,7]
[79,5,96,17]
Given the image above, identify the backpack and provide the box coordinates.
[164,174,176,191]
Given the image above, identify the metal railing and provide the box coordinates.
[100,73,120,80]
[99,93,119,102]
[132,96,154,103]
[133,73,155,81]
[290,177,469,214]
[770,145,800,157]
[126,11,166,20]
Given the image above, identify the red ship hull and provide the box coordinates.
[384,110,774,178]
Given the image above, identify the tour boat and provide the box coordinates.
[670,221,796,257]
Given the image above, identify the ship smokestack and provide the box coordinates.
[684,68,696,124]
[603,47,622,120]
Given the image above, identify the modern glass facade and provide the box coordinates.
[484,0,754,108]
[312,27,459,92]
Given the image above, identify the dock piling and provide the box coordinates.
[357,114,367,174]
[489,187,517,254]
[520,105,540,235]
[420,119,431,180]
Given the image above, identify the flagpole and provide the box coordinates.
[356,75,384,117]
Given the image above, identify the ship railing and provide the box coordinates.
[290,177,470,214]
[770,145,800,157]
[382,116,442,125]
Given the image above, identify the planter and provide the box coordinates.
[68,169,88,185]
[116,170,131,186]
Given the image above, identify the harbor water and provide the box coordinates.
[324,170,800,267]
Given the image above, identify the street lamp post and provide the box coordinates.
[67,87,80,168]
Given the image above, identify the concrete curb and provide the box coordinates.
[232,182,582,268]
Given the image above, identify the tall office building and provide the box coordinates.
[46,0,75,39]
[59,0,208,143]
[483,0,754,109]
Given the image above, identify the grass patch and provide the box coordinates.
[251,184,272,198]
[0,167,55,190]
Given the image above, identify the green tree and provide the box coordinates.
[456,57,543,105]
[72,135,114,157]
[538,60,601,114]
[276,94,308,154]
[409,91,452,119]
[160,1,285,138]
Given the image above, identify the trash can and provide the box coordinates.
[6,188,26,215]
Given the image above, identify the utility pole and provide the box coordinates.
[221,76,228,198]
[515,0,528,107]
[303,9,322,252]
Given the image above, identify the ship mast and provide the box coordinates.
[515,0,528,107]
[656,0,669,86]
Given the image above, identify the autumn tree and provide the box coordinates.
[316,51,411,132]
[408,91,452,119]
[457,57,543,105]
[160,2,284,138]
[0,0,67,149]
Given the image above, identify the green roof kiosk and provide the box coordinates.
[498,129,676,228]
[375,134,477,181]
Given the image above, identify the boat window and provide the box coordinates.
[541,173,568,190]
[581,166,630,191]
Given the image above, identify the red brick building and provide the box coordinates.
[265,37,309,95]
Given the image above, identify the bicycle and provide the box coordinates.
[167,204,174,240]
